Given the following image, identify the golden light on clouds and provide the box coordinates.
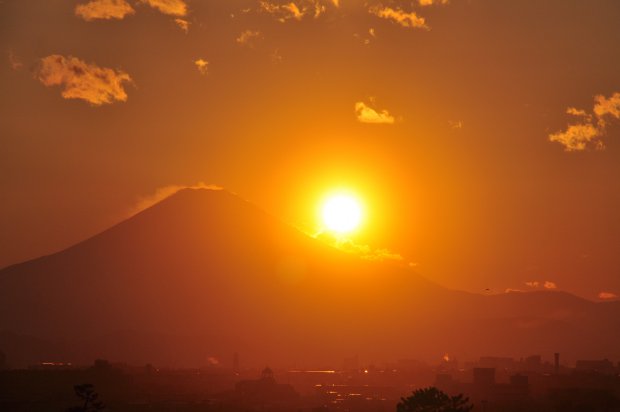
[418,0,449,5]
[369,5,429,30]
[283,3,304,20]
[550,91,620,151]
[194,59,209,75]
[174,18,189,33]
[549,123,602,152]
[37,55,132,106]
[140,0,187,17]
[329,238,404,262]
[260,1,304,21]
[259,0,337,22]
[566,107,589,117]
[355,101,395,124]
[76,0,189,22]
[594,92,620,120]
[75,0,135,21]
[236,30,263,47]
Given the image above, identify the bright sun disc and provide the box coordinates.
[321,194,363,234]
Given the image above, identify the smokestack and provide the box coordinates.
[554,353,559,375]
[233,352,240,375]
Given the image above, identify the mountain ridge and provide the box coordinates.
[1,188,618,367]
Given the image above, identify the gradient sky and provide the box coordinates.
[1,0,619,300]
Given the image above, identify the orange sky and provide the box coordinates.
[1,0,619,300]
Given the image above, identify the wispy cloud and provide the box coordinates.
[285,2,305,19]
[140,0,187,17]
[270,49,283,64]
[449,120,463,130]
[174,18,189,33]
[194,58,208,75]
[236,30,263,47]
[259,1,305,21]
[129,183,223,217]
[369,5,429,30]
[354,28,377,45]
[355,101,395,124]
[316,232,403,262]
[524,280,557,290]
[598,291,618,300]
[259,0,337,21]
[566,107,589,118]
[8,50,23,70]
[37,55,132,106]
[418,0,449,5]
[544,281,557,290]
[75,0,135,21]
[550,91,620,151]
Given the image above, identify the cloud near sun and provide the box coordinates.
[316,233,404,263]
[355,101,396,124]
[37,55,133,106]
[549,91,620,151]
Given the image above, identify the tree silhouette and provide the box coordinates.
[397,387,473,412]
[66,384,105,412]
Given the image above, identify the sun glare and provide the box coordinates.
[321,194,363,234]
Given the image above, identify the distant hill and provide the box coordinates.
[1,188,618,368]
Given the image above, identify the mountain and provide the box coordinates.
[1,188,619,368]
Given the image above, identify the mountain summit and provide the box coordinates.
[0,188,618,367]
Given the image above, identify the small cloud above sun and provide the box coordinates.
[320,192,364,235]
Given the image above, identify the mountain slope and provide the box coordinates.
[0,188,618,367]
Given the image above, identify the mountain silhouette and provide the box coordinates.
[1,188,618,367]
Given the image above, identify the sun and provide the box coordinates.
[321,193,363,234]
